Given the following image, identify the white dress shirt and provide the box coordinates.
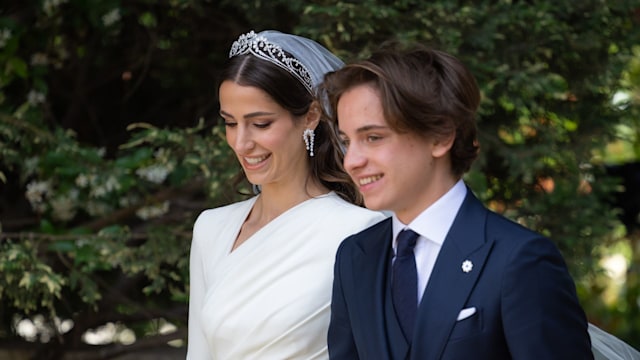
[392,180,467,303]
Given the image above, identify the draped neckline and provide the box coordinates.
[226,191,336,256]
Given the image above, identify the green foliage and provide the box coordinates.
[1,0,639,356]
[0,239,65,313]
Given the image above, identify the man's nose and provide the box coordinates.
[343,144,366,172]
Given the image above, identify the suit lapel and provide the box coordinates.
[412,190,495,360]
[351,219,397,358]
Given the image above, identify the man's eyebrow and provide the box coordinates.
[339,125,389,135]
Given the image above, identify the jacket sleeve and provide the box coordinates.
[327,240,360,359]
[501,235,593,359]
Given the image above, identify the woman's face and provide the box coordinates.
[219,80,310,190]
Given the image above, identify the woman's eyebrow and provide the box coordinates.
[219,110,277,119]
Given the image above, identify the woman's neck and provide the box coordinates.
[230,179,329,252]
[255,180,329,222]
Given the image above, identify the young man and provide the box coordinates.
[323,44,593,359]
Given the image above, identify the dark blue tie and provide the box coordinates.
[392,229,419,341]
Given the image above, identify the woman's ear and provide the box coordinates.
[305,101,322,130]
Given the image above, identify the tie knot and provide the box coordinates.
[396,229,419,257]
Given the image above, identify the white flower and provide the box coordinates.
[461,260,473,273]
[26,180,52,212]
[136,164,173,184]
[43,0,68,15]
[26,180,51,203]
[135,201,170,220]
[27,90,46,106]
[30,53,49,66]
[0,28,12,48]
[24,157,40,177]
[119,194,140,207]
[75,174,90,188]
[104,176,121,191]
[102,9,121,27]
[51,193,77,221]
[89,176,121,198]
[154,148,171,162]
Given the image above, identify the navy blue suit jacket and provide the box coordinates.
[328,189,593,359]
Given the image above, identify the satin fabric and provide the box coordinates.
[187,192,385,359]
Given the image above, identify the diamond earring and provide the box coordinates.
[303,129,315,157]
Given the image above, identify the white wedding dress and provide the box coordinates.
[590,323,640,360]
[187,192,385,359]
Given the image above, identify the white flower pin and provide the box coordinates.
[461,260,473,273]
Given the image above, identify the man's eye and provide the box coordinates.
[367,135,382,142]
[224,122,237,128]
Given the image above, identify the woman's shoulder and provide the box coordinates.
[302,194,386,241]
[194,197,256,227]
[316,192,387,222]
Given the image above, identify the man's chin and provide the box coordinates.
[363,198,386,212]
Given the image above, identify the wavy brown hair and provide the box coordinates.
[322,43,480,178]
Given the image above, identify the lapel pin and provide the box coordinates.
[462,260,473,273]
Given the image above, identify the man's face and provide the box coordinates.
[337,84,450,223]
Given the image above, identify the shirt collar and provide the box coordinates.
[392,179,467,248]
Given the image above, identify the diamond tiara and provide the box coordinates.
[229,31,314,93]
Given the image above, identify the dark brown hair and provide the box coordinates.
[322,43,480,178]
[219,54,363,205]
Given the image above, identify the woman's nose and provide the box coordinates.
[232,128,255,152]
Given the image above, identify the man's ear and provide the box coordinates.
[432,131,455,158]
[305,101,322,130]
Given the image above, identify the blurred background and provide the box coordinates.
[1,1,639,359]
